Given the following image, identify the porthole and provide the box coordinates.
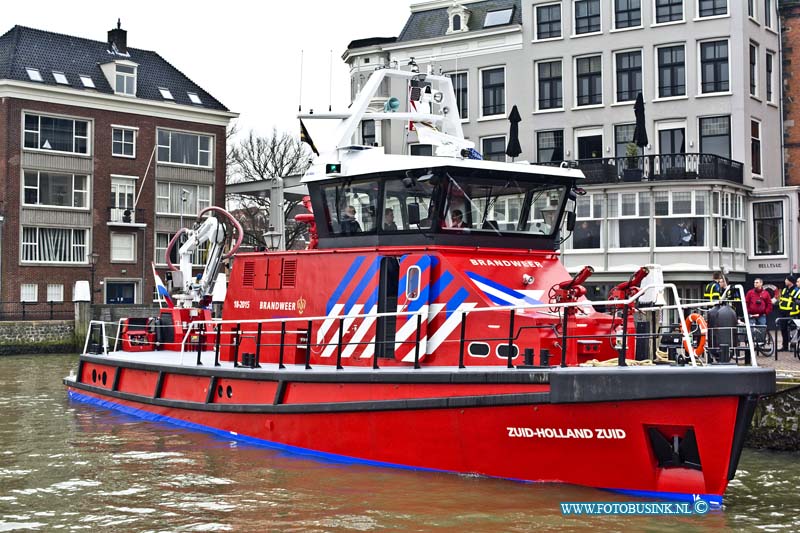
[217,385,223,398]
[496,344,519,359]
[226,385,233,398]
[91,369,97,382]
[468,342,490,357]
[101,371,107,386]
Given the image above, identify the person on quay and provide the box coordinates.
[776,274,800,351]
[745,278,773,327]
[704,271,726,303]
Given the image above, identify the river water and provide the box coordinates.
[0,354,797,532]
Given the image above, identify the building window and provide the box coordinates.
[21,284,38,302]
[47,284,64,302]
[23,171,88,208]
[765,0,772,28]
[159,87,174,100]
[571,194,603,249]
[187,92,203,105]
[111,177,136,222]
[481,136,506,162]
[700,40,729,94]
[111,233,136,262]
[615,51,642,102]
[481,67,505,116]
[537,130,564,163]
[699,116,731,159]
[52,71,68,85]
[115,64,136,96]
[157,129,213,168]
[657,45,685,98]
[156,182,212,215]
[655,0,682,23]
[753,201,783,255]
[453,14,462,31]
[484,8,514,27]
[748,0,755,19]
[614,124,640,158]
[409,144,433,156]
[80,75,95,88]
[21,227,88,264]
[447,72,468,119]
[576,55,602,106]
[362,120,375,146]
[609,192,650,248]
[766,51,774,103]
[536,3,562,39]
[698,0,727,18]
[615,0,641,29]
[574,0,601,34]
[751,120,762,176]
[26,68,43,82]
[750,43,758,97]
[714,192,744,250]
[112,127,136,157]
[654,191,707,247]
[23,113,90,155]
[537,60,563,110]
[155,232,208,266]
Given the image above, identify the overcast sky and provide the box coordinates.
[3,0,411,137]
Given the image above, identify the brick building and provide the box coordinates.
[0,23,236,305]
[782,0,800,187]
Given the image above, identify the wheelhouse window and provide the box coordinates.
[700,40,729,94]
[615,51,642,102]
[481,67,505,117]
[753,201,784,255]
[447,72,468,119]
[481,136,506,162]
[614,0,641,29]
[698,0,727,18]
[322,179,380,235]
[574,0,601,34]
[409,144,433,156]
[23,113,90,155]
[537,60,563,110]
[155,182,211,215]
[112,127,136,157]
[537,130,564,163]
[157,129,212,167]
[115,64,136,96]
[657,45,685,98]
[536,3,562,40]
[655,0,682,23]
[21,227,88,264]
[576,55,602,106]
[23,171,88,208]
[361,120,375,146]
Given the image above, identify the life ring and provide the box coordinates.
[684,313,707,356]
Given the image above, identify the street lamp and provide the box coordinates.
[88,252,100,303]
[263,225,282,251]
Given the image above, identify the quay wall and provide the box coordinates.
[0,320,75,355]
[746,383,800,451]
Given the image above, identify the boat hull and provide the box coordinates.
[64,355,774,504]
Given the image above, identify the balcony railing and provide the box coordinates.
[108,207,145,224]
[539,153,744,185]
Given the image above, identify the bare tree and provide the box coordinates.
[227,129,312,250]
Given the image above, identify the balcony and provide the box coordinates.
[539,153,744,185]
[107,207,146,228]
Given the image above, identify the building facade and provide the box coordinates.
[0,24,236,305]
[344,0,798,300]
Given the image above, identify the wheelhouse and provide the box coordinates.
[309,166,575,250]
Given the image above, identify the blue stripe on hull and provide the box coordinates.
[66,389,723,507]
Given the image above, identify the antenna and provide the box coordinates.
[328,49,333,112]
[298,50,304,112]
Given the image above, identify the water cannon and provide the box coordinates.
[549,266,594,313]
[608,266,650,311]
[558,265,595,291]
[383,97,400,113]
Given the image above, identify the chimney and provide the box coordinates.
[107,19,127,54]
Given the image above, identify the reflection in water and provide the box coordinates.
[0,354,798,531]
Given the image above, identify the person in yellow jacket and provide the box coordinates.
[704,272,725,302]
[776,274,800,351]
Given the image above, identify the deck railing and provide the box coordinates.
[84,285,760,370]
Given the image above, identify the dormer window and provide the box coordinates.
[80,75,95,89]
[187,92,202,105]
[447,4,471,34]
[52,72,69,85]
[26,68,43,82]
[159,87,174,100]
[115,64,136,96]
[484,8,514,28]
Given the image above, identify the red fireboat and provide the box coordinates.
[65,68,773,507]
